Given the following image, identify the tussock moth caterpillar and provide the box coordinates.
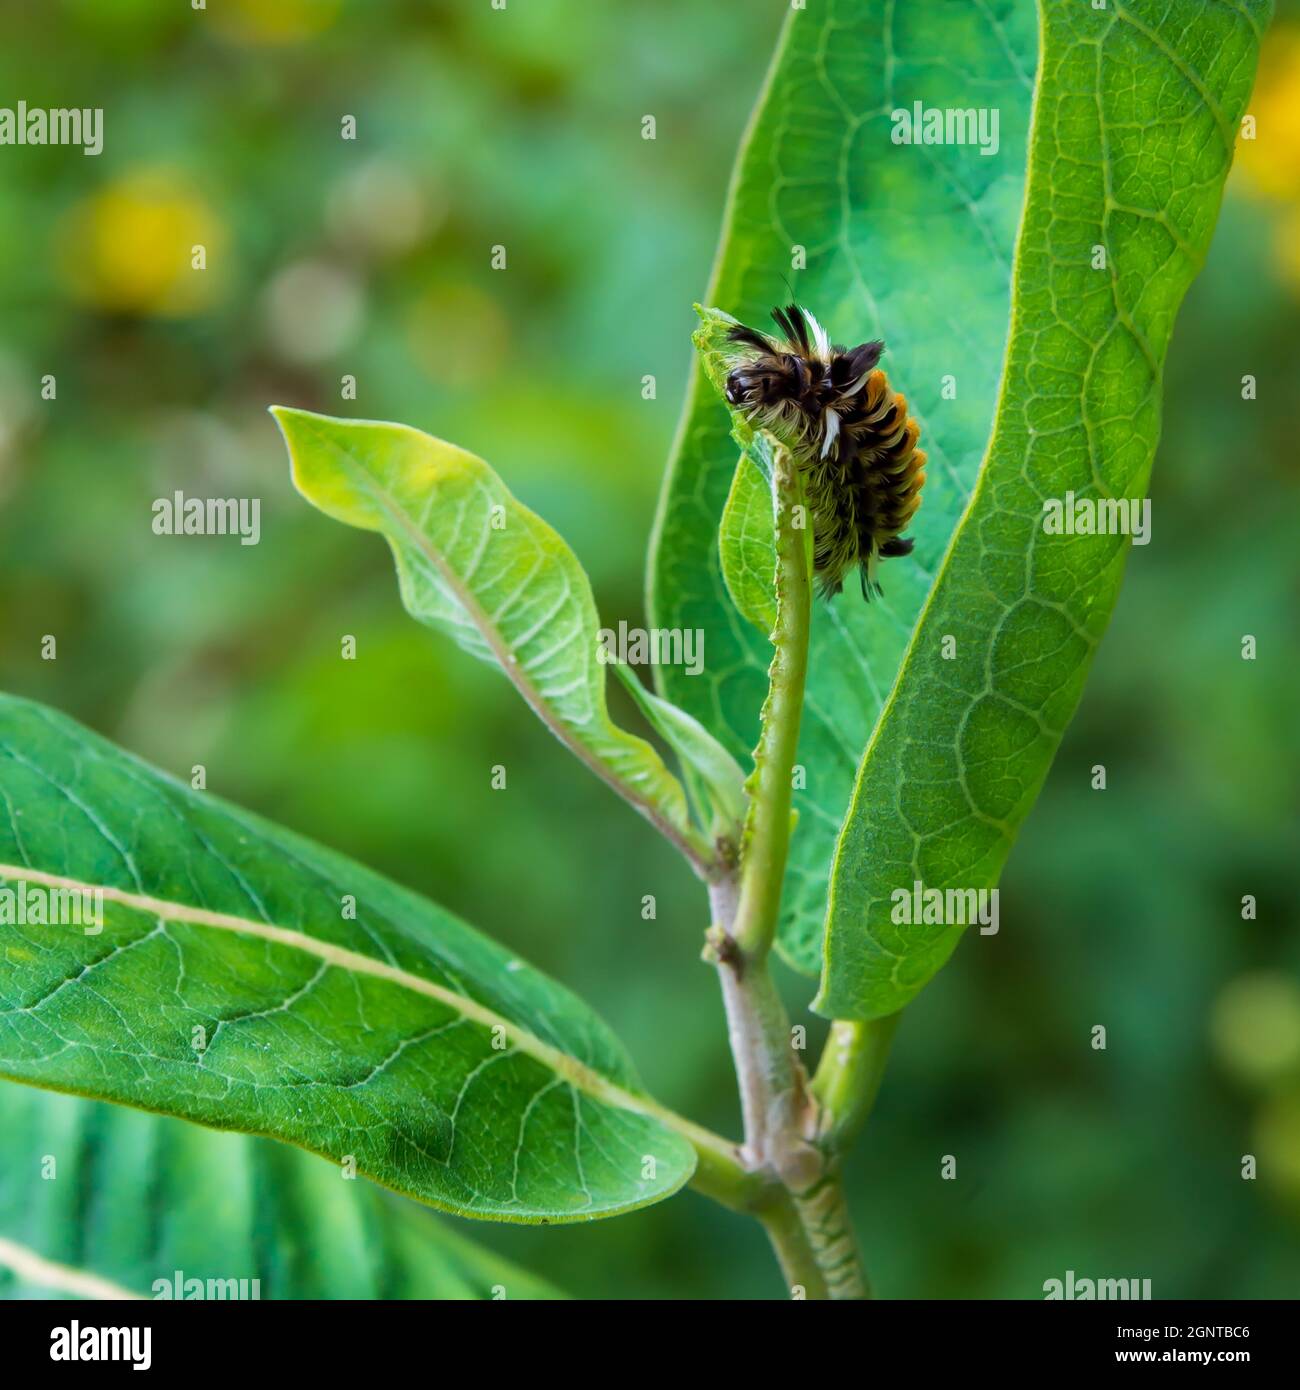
[723,303,926,600]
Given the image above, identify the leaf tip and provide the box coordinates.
[268,404,341,447]
[268,405,329,472]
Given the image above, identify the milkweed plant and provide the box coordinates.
[0,0,1272,1301]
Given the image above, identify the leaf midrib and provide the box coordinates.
[0,861,720,1162]
[286,411,709,877]
[0,1234,142,1300]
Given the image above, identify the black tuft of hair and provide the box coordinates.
[771,303,812,355]
[726,324,776,355]
[846,340,885,377]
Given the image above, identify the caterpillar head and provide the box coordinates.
[723,305,886,457]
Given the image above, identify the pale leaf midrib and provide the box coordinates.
[289,413,706,875]
[0,1234,142,1300]
[0,861,680,1140]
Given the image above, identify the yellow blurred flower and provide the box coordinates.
[1271,203,1300,295]
[1255,1089,1300,1205]
[1212,972,1300,1087]
[58,169,225,317]
[212,0,342,45]
[1235,25,1300,201]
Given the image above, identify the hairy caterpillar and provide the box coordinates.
[723,303,926,600]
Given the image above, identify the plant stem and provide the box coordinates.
[731,448,811,959]
[788,1169,870,1299]
[811,1014,902,1149]
[702,450,871,1299]
[706,878,805,1171]
[705,450,812,1172]
[658,1105,774,1213]
[757,1194,831,1300]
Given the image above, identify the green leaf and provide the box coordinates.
[272,406,709,874]
[0,694,696,1222]
[611,662,746,837]
[0,1083,561,1299]
[817,0,1270,1019]
[650,0,1040,972]
[719,455,777,636]
[692,306,780,636]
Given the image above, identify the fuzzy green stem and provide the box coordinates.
[731,449,811,959]
[789,1169,871,1299]
[811,1013,902,1149]
[758,1193,831,1300]
[702,450,870,1298]
[672,1112,775,1214]
[754,1166,869,1299]
[707,879,805,1170]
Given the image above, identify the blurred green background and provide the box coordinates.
[0,0,1296,1298]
